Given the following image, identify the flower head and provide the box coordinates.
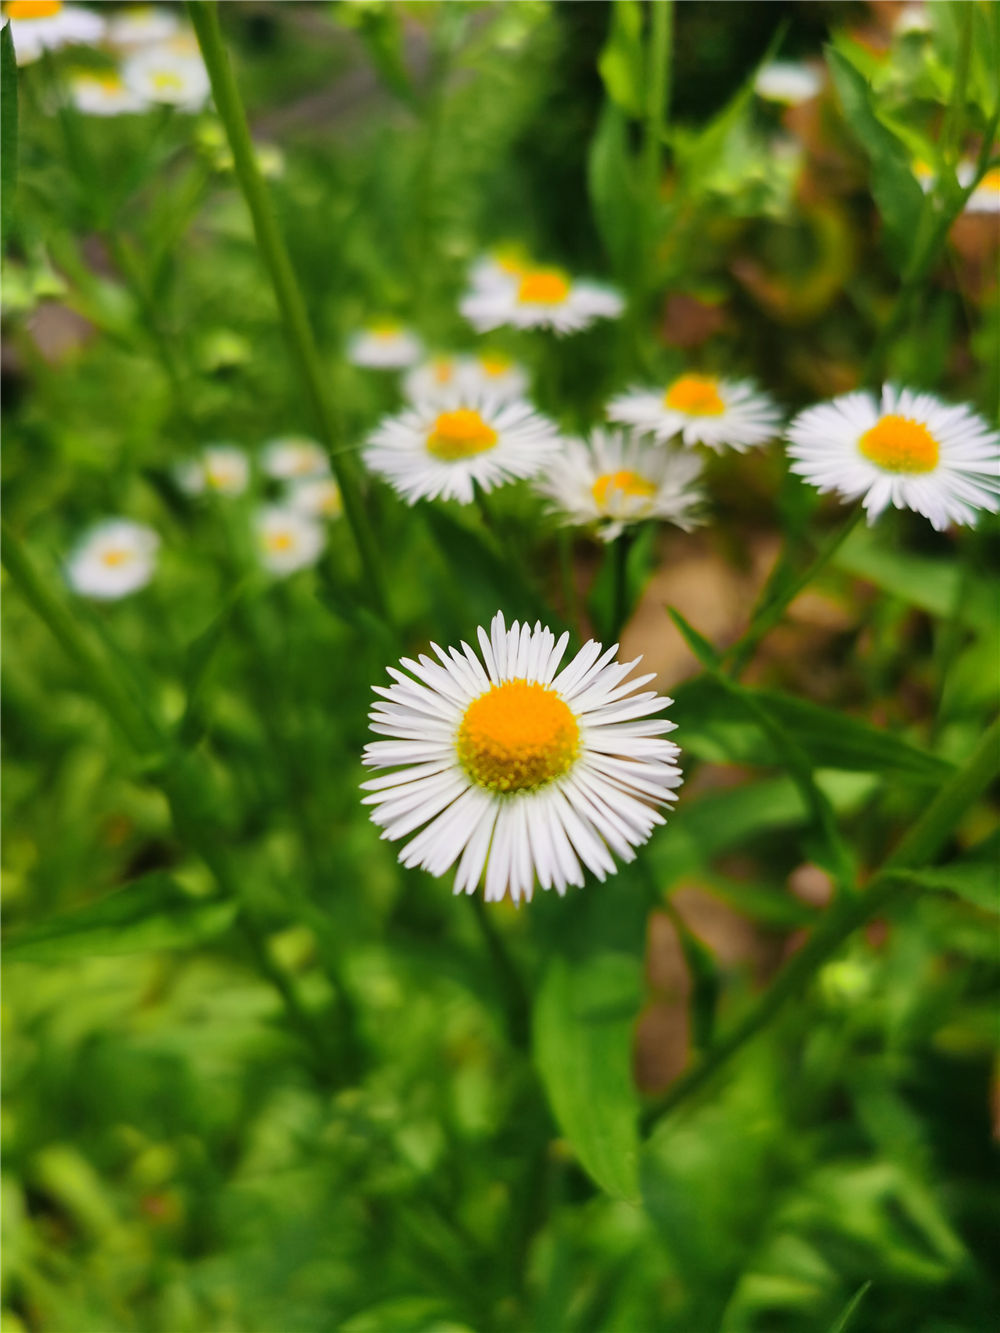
[106,4,181,50]
[347,321,423,370]
[538,428,705,541]
[961,163,1000,215]
[255,505,326,576]
[468,244,534,292]
[786,385,1000,530]
[461,264,624,336]
[403,351,529,405]
[364,391,564,505]
[607,372,783,451]
[754,61,823,105]
[65,519,159,600]
[286,476,343,520]
[176,445,250,497]
[362,611,682,904]
[261,436,329,481]
[68,69,149,116]
[3,1,105,64]
[121,45,209,110]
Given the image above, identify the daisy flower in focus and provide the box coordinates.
[960,163,1000,215]
[3,1,105,64]
[65,519,159,600]
[753,61,823,106]
[607,372,783,451]
[786,385,1000,530]
[105,4,180,50]
[121,45,210,110]
[177,445,250,497]
[461,265,624,336]
[538,429,705,542]
[347,321,423,370]
[404,351,529,405]
[287,477,343,521]
[361,611,682,904]
[364,391,564,506]
[262,436,329,481]
[68,69,148,116]
[255,505,326,576]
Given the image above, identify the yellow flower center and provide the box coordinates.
[7,1,62,18]
[100,547,130,567]
[206,465,237,489]
[370,321,401,340]
[426,408,498,460]
[592,468,657,512]
[978,166,1000,193]
[265,531,295,553]
[152,71,184,92]
[517,269,571,306]
[663,374,726,416]
[494,244,530,276]
[456,680,579,793]
[479,352,512,377]
[431,358,455,385]
[858,414,939,473]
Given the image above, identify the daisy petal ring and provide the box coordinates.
[65,519,159,600]
[608,373,783,451]
[786,385,1000,530]
[362,612,683,905]
[461,266,624,336]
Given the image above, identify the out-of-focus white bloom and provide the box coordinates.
[121,44,210,110]
[177,445,250,497]
[65,519,159,600]
[912,159,936,193]
[537,429,705,541]
[468,244,534,292]
[403,351,529,405]
[361,610,683,905]
[608,373,783,452]
[461,266,624,336]
[754,61,823,106]
[261,437,329,481]
[347,322,423,370]
[364,391,564,506]
[894,3,931,35]
[105,4,179,49]
[287,477,343,520]
[255,505,326,576]
[786,385,1000,530]
[68,69,149,115]
[960,163,1000,215]
[3,1,105,63]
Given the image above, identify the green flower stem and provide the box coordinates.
[187,0,388,621]
[470,895,531,1049]
[641,0,672,296]
[642,714,1000,1131]
[610,528,635,640]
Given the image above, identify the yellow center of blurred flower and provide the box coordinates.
[858,415,939,473]
[152,70,185,92]
[663,374,726,416]
[265,531,295,553]
[494,245,529,276]
[432,358,455,385]
[100,547,130,567]
[370,321,400,340]
[7,1,62,18]
[317,484,341,515]
[286,446,320,474]
[592,469,657,512]
[978,167,1000,193]
[457,680,579,793]
[206,465,237,489]
[517,270,571,306]
[426,409,498,460]
[479,353,512,377]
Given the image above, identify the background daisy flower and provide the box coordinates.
[121,45,210,111]
[176,445,250,497]
[607,372,783,451]
[786,385,1000,530]
[461,265,624,335]
[404,352,529,405]
[105,4,181,51]
[753,61,823,105]
[254,505,326,576]
[68,70,149,116]
[960,164,1000,214]
[362,611,682,904]
[4,1,105,64]
[363,391,564,505]
[261,437,329,480]
[537,428,705,541]
[347,322,423,370]
[65,519,159,600]
[468,244,533,292]
[286,477,343,520]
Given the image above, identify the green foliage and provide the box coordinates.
[1,22,17,245]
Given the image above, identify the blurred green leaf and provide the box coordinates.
[597,0,644,119]
[828,1281,872,1333]
[886,857,999,914]
[666,606,722,669]
[587,100,637,280]
[1,22,17,245]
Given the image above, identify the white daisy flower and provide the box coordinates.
[467,243,534,292]
[3,1,105,64]
[286,476,343,521]
[607,372,783,452]
[461,266,624,336]
[537,428,705,542]
[254,505,326,577]
[361,611,683,904]
[65,519,159,600]
[105,4,180,50]
[403,351,529,405]
[261,436,329,481]
[894,3,931,35]
[176,445,250,497]
[121,45,209,110]
[786,385,1000,530]
[960,163,1000,215]
[363,391,564,506]
[754,61,823,106]
[67,69,149,116]
[347,321,423,370]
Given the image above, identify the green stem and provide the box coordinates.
[187,1,388,621]
[641,0,672,296]
[471,895,531,1049]
[611,529,633,639]
[642,715,1000,1131]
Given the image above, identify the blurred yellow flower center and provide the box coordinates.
[426,409,498,460]
[592,469,656,512]
[494,245,529,276]
[457,680,579,793]
[979,167,1000,193]
[432,358,455,385]
[859,415,939,473]
[152,71,185,92]
[100,548,130,568]
[7,1,62,18]
[479,353,512,377]
[206,466,236,489]
[517,270,570,306]
[664,374,725,416]
[370,321,401,340]
[265,531,295,553]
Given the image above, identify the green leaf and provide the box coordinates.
[828,1281,873,1333]
[597,0,644,118]
[885,859,999,914]
[587,523,657,642]
[587,100,637,280]
[666,606,721,669]
[5,874,237,961]
[420,503,550,627]
[1,22,18,245]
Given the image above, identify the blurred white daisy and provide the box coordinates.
[261,436,329,481]
[960,163,1000,215]
[3,1,105,64]
[286,476,343,521]
[65,519,159,600]
[105,4,180,50]
[177,445,250,497]
[461,266,624,336]
[608,372,783,451]
[754,61,823,106]
[348,321,423,370]
[894,3,931,35]
[362,611,683,904]
[121,45,209,110]
[404,351,529,404]
[786,385,1000,530]
[255,505,326,576]
[468,243,533,292]
[68,69,148,115]
[364,392,563,505]
[538,429,705,541]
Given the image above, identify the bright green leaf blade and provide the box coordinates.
[587,99,637,281]
[596,0,644,119]
[666,606,721,669]
[828,1281,873,1333]
[1,22,18,244]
